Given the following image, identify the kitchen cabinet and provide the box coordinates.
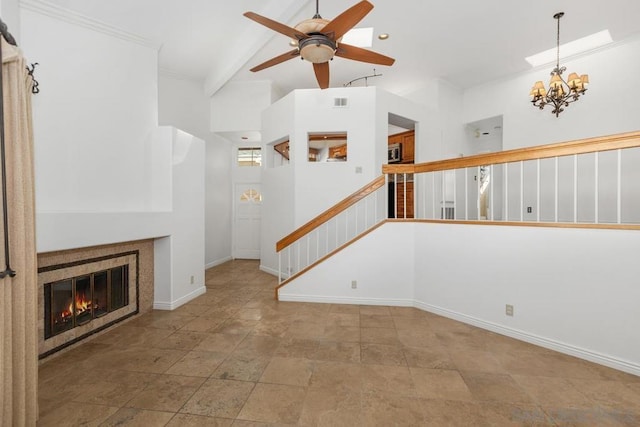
[396,181,414,218]
[328,144,347,160]
[274,140,290,160]
[388,130,415,164]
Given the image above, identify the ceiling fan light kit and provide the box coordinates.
[299,35,336,63]
[529,12,589,117]
[243,0,395,89]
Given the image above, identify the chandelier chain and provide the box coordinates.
[556,14,560,70]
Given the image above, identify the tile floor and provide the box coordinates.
[38,260,640,426]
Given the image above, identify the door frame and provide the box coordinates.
[232,182,262,259]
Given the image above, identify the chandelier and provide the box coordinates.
[529,12,589,117]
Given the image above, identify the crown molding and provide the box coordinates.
[20,0,160,49]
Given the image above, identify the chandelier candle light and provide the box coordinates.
[529,12,589,117]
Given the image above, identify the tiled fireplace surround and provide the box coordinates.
[37,240,155,359]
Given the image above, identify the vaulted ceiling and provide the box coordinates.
[42,0,640,96]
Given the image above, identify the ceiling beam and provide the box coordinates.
[204,0,311,97]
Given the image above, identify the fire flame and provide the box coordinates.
[75,293,91,313]
[56,293,92,324]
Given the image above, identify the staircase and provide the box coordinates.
[275,130,640,299]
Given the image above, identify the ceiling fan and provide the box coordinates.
[244,0,395,89]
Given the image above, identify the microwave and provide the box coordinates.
[388,143,402,163]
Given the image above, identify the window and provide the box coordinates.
[239,189,262,202]
[307,132,348,162]
[237,147,262,167]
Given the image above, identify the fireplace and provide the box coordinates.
[44,265,129,340]
[38,250,141,358]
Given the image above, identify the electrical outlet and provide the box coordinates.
[527,207,532,213]
[355,166,363,174]
[190,275,195,284]
[351,280,357,289]
[505,304,514,316]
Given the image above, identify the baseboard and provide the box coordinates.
[205,256,232,270]
[414,300,640,377]
[259,264,279,277]
[268,288,640,375]
[278,293,414,307]
[153,286,207,310]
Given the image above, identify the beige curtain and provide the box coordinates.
[0,37,38,426]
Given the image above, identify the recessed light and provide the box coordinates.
[378,33,389,40]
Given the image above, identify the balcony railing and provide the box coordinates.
[384,131,640,226]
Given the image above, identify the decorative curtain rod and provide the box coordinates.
[0,18,17,46]
[0,18,39,93]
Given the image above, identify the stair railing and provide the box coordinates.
[276,176,387,289]
[276,130,640,297]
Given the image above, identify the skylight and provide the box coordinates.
[341,27,373,48]
[525,30,613,67]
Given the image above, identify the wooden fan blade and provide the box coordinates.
[336,43,395,66]
[244,11,308,40]
[321,0,373,40]
[313,62,330,89]
[250,49,300,72]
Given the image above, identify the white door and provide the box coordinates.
[234,184,262,259]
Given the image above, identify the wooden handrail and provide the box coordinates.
[276,175,386,252]
[276,131,640,254]
[382,131,640,175]
[276,221,388,299]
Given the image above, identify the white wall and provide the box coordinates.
[21,8,206,310]
[436,80,467,158]
[462,39,640,223]
[464,38,640,150]
[21,8,159,212]
[279,221,640,375]
[464,128,503,156]
[211,80,275,133]
[159,75,210,140]
[279,223,415,305]
[414,223,640,375]
[403,79,464,162]
[293,87,378,223]
[158,74,232,269]
[36,212,171,253]
[24,7,174,252]
[153,129,205,309]
[206,135,233,267]
[1,0,20,42]
[209,80,281,267]
[260,92,295,275]
[260,87,428,275]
